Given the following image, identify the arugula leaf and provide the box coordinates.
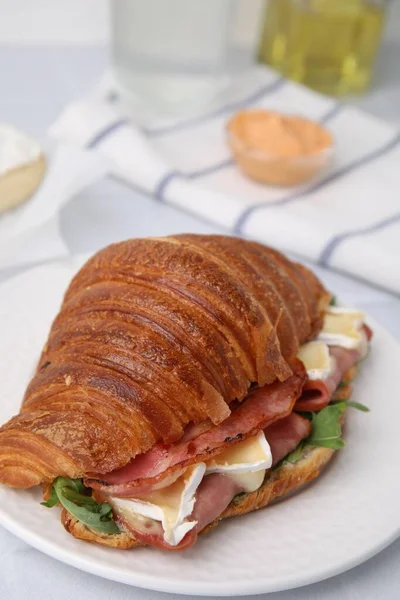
[41,486,59,508]
[56,476,86,495]
[42,477,120,535]
[342,400,370,413]
[283,399,369,463]
[61,487,99,506]
[307,402,346,450]
[330,399,370,412]
[54,478,120,534]
[285,442,305,464]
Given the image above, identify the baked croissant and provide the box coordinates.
[0,235,370,552]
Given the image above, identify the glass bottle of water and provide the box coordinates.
[110,0,260,118]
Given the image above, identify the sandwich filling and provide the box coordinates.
[43,306,371,550]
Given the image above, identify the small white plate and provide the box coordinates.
[0,258,399,597]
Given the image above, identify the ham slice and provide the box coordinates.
[189,474,242,537]
[295,346,360,412]
[86,360,306,497]
[264,413,312,466]
[363,323,373,342]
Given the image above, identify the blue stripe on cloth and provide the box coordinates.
[234,130,400,235]
[86,118,130,149]
[319,211,400,266]
[320,102,342,124]
[187,158,235,180]
[142,76,286,138]
[154,170,183,201]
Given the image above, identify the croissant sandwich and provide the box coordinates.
[0,235,372,551]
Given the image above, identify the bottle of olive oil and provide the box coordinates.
[258,0,386,96]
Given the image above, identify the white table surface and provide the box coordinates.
[1,42,400,600]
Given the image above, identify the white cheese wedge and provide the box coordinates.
[205,431,272,492]
[111,463,206,546]
[0,124,45,214]
[297,341,334,381]
[317,306,367,355]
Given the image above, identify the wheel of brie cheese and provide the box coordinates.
[0,124,46,214]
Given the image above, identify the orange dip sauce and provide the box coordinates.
[227,110,333,186]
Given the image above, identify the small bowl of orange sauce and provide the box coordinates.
[226,110,334,187]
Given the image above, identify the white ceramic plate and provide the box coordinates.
[0,258,400,597]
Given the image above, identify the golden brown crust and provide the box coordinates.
[332,384,352,401]
[0,236,329,487]
[61,443,335,549]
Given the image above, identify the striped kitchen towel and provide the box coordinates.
[50,66,400,295]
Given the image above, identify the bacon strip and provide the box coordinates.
[295,380,331,412]
[85,361,306,497]
[294,346,360,412]
[264,413,312,466]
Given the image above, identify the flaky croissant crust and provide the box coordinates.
[0,235,330,487]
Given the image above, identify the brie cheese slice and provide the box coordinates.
[318,307,367,354]
[205,431,272,492]
[297,340,334,381]
[111,463,206,546]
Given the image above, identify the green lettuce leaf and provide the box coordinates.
[284,399,370,463]
[41,486,59,508]
[41,477,120,535]
[307,402,346,450]
[284,442,305,464]
[342,400,370,412]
